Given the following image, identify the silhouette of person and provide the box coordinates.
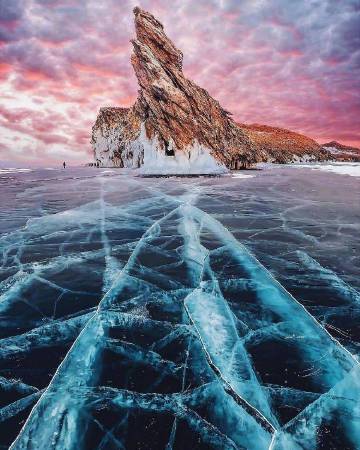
[63,161,66,169]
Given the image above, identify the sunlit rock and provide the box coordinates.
[92,8,330,173]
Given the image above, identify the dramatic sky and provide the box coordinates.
[0,0,359,166]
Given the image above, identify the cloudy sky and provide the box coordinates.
[0,0,359,166]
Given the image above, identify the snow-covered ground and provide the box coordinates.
[294,162,360,177]
[0,168,33,174]
[231,171,256,179]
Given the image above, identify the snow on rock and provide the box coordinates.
[92,107,143,168]
[137,125,228,175]
[321,141,360,161]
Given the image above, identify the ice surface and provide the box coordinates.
[0,165,359,449]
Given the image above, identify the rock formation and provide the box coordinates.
[322,141,360,162]
[239,124,329,163]
[91,7,330,172]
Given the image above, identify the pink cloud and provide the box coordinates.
[0,0,359,166]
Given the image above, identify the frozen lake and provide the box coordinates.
[0,165,359,449]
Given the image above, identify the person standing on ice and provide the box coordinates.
[63,161,66,169]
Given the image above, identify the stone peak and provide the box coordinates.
[133,7,164,29]
[131,7,183,72]
[92,8,330,170]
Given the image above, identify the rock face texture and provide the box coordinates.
[92,107,143,168]
[322,141,360,162]
[239,124,329,163]
[91,7,330,172]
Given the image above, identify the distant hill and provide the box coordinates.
[238,123,328,164]
[322,141,360,161]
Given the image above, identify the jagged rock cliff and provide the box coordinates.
[91,7,330,172]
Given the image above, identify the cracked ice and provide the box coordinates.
[0,166,359,449]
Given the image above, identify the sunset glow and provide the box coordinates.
[1,0,359,166]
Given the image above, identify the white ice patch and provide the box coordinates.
[296,162,360,178]
[0,168,32,174]
[231,172,255,179]
[137,124,228,175]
